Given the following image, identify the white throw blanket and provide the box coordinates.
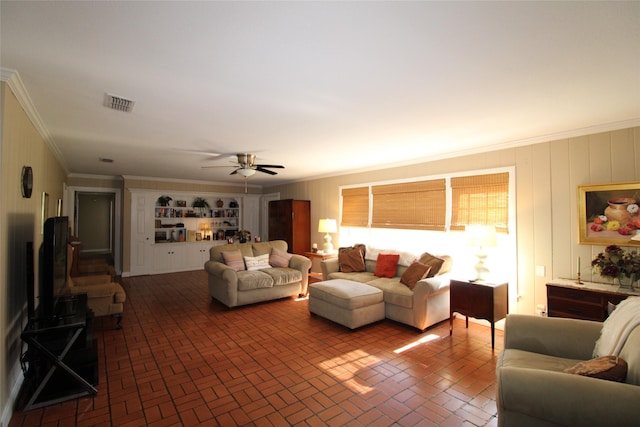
[593,296,640,357]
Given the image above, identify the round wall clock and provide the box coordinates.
[21,166,33,198]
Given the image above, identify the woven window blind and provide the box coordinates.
[341,187,370,227]
[371,179,446,230]
[450,172,509,232]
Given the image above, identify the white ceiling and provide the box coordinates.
[2,1,639,187]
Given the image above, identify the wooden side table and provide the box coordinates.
[449,279,509,348]
[304,251,338,282]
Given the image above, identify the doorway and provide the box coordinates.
[67,186,122,276]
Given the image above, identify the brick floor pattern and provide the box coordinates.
[9,270,502,427]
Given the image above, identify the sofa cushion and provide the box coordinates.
[237,270,273,290]
[564,356,627,382]
[418,252,452,277]
[328,271,376,283]
[338,245,366,272]
[499,348,583,373]
[366,278,414,309]
[374,253,400,278]
[244,254,270,271]
[400,261,432,290]
[270,247,292,268]
[262,267,302,286]
[366,247,417,267]
[222,250,246,271]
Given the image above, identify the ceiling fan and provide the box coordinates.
[203,153,284,177]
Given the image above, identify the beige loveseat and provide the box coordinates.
[497,313,640,427]
[320,248,452,331]
[205,240,311,308]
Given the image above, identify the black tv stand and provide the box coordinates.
[20,293,98,410]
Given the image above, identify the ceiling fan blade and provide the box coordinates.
[255,164,284,169]
[256,166,278,175]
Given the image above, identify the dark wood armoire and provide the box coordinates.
[268,199,310,255]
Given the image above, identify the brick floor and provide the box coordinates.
[9,270,503,426]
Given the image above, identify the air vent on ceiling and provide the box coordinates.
[104,93,135,112]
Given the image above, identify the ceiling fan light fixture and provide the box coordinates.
[237,168,256,177]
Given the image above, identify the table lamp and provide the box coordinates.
[318,219,337,253]
[466,225,497,281]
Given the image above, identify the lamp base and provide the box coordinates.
[474,252,489,281]
[323,233,333,253]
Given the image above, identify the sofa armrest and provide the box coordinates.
[289,254,312,294]
[205,260,234,277]
[321,258,340,280]
[498,366,640,427]
[504,314,602,360]
[414,274,451,295]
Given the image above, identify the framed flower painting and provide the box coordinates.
[578,182,640,246]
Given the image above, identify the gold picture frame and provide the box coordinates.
[578,182,640,246]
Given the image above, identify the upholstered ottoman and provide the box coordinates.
[308,279,385,329]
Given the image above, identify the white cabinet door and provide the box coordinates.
[186,242,212,270]
[153,243,187,273]
[129,191,153,276]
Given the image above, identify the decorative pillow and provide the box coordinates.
[244,253,270,271]
[564,356,627,382]
[400,262,432,290]
[418,252,452,277]
[221,250,245,271]
[374,253,400,278]
[338,245,366,272]
[270,247,292,268]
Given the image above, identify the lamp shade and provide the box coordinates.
[318,219,337,233]
[466,225,497,248]
[237,168,256,177]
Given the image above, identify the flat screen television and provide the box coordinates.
[39,216,69,320]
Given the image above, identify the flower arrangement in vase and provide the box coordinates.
[591,245,640,289]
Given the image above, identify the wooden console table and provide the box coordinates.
[546,279,640,321]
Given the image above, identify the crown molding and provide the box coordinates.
[1,68,68,172]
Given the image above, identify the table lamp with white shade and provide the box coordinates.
[466,225,497,281]
[318,219,337,253]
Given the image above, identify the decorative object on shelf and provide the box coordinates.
[591,245,640,289]
[229,199,239,208]
[466,225,497,281]
[176,200,186,207]
[318,218,337,253]
[237,229,251,243]
[254,236,261,243]
[157,195,172,206]
[578,182,640,246]
[312,243,318,253]
[21,165,33,198]
[216,199,224,208]
[192,197,209,208]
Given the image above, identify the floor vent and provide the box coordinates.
[104,93,135,112]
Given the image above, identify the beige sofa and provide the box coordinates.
[320,250,451,331]
[496,314,640,427]
[205,240,311,308]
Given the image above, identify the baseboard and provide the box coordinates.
[1,362,24,427]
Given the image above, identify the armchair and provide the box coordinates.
[496,314,640,427]
[66,245,126,328]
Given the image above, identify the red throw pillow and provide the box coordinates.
[374,253,400,278]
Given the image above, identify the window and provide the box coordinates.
[371,179,446,231]
[450,172,509,232]
[341,187,369,227]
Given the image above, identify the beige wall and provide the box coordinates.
[265,127,640,316]
[1,82,67,424]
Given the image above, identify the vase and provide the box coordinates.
[604,198,636,224]
[618,274,635,290]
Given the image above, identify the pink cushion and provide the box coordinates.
[270,247,292,268]
[221,250,245,271]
